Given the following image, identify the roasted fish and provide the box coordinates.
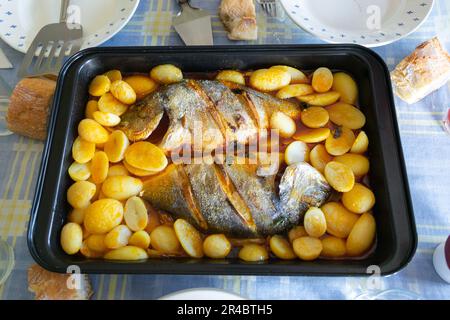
[116,79,301,153]
[141,161,331,237]
[117,79,330,237]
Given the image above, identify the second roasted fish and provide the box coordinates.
[116,79,301,153]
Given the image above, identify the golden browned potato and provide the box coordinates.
[104,69,122,82]
[288,226,308,243]
[297,91,340,106]
[269,235,296,260]
[90,151,109,184]
[309,144,333,173]
[60,222,83,255]
[334,153,369,177]
[270,65,308,84]
[104,246,148,260]
[203,234,232,259]
[86,234,107,252]
[325,127,355,156]
[321,236,347,258]
[68,208,86,225]
[104,130,130,163]
[332,72,358,104]
[124,141,168,173]
[292,237,323,261]
[68,162,91,181]
[249,68,291,92]
[128,230,151,249]
[312,67,333,93]
[85,100,98,119]
[270,111,297,138]
[341,183,375,214]
[327,102,366,130]
[293,127,330,143]
[216,70,245,85]
[79,241,103,258]
[89,75,111,96]
[284,141,310,165]
[83,199,124,234]
[124,196,149,231]
[107,164,129,177]
[78,119,109,144]
[110,80,136,105]
[67,180,96,209]
[351,131,369,154]
[346,213,376,256]
[98,92,128,116]
[238,244,269,262]
[150,64,183,84]
[150,225,181,254]
[276,84,314,99]
[303,207,327,238]
[93,111,121,127]
[321,202,359,238]
[101,176,143,201]
[324,161,355,192]
[104,225,132,249]
[124,75,158,99]
[300,106,329,128]
[174,219,204,258]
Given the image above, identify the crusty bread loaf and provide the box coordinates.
[28,264,93,300]
[391,37,450,104]
[6,77,56,140]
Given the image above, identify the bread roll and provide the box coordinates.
[391,37,450,104]
[6,77,56,140]
[28,264,93,300]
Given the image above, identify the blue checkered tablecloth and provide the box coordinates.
[0,0,449,300]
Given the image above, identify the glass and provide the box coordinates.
[0,239,14,286]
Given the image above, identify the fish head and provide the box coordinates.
[115,92,165,142]
[279,162,331,226]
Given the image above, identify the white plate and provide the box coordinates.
[159,288,245,300]
[280,0,434,47]
[0,0,140,53]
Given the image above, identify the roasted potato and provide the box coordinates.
[249,68,291,92]
[341,183,375,214]
[346,213,376,256]
[324,161,355,192]
[332,72,358,104]
[312,67,333,93]
[327,102,366,130]
[325,126,355,156]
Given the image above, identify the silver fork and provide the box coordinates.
[256,0,286,20]
[18,0,83,78]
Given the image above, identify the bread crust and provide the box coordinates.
[391,37,450,104]
[28,264,93,300]
[6,77,56,140]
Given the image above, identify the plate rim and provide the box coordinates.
[280,0,435,47]
[158,288,246,300]
[0,0,140,53]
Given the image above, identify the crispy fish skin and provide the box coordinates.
[115,80,300,152]
[279,162,332,225]
[141,160,331,237]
